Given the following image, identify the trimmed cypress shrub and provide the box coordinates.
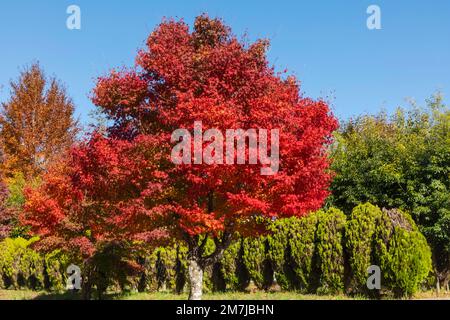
[141,245,179,292]
[289,213,318,292]
[267,219,291,290]
[201,237,217,293]
[0,237,44,290]
[242,236,267,289]
[220,240,242,291]
[345,203,382,294]
[315,208,347,294]
[374,208,432,297]
[44,249,70,291]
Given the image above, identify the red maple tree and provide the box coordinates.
[22,15,338,299]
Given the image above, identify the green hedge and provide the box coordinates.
[220,240,242,291]
[0,204,433,298]
[0,237,44,290]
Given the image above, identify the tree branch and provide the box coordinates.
[200,231,233,267]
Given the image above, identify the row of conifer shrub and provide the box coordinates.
[0,203,432,297]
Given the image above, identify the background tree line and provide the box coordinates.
[329,94,450,291]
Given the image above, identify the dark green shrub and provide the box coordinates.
[220,240,242,291]
[175,244,188,293]
[135,244,188,293]
[152,245,178,291]
[85,242,142,299]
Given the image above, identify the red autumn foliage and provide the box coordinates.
[22,133,172,256]
[0,178,14,239]
[22,15,338,265]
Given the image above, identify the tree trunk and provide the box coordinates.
[81,277,92,300]
[184,230,233,300]
[436,276,440,295]
[442,274,450,293]
[81,259,93,300]
[188,259,204,300]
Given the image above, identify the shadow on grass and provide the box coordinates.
[33,291,123,300]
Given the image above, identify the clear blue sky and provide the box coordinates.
[0,0,449,124]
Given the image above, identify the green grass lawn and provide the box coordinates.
[1,289,448,300]
[119,292,360,300]
[0,290,360,300]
